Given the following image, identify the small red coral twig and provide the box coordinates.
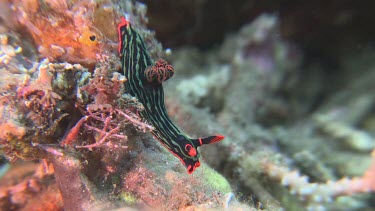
[87,106,104,121]
[83,124,126,139]
[75,126,119,149]
[71,107,124,149]
[61,102,152,149]
[60,116,88,146]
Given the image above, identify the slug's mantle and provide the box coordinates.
[117,17,224,174]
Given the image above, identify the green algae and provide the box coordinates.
[120,192,137,205]
[197,163,232,193]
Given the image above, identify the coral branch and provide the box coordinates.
[60,116,88,146]
[116,109,154,132]
[83,124,126,139]
[263,149,375,208]
[75,126,119,149]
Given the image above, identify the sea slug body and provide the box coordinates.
[117,17,224,174]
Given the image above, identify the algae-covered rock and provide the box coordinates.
[1,0,375,210]
[119,139,233,209]
[0,1,242,210]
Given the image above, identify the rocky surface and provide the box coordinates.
[0,0,374,210]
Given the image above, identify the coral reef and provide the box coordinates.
[0,0,374,210]
[0,30,90,161]
[0,1,238,210]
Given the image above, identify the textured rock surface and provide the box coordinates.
[0,0,375,210]
[0,1,239,210]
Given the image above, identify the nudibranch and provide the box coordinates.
[117,17,224,174]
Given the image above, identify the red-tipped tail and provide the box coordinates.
[209,135,225,144]
[194,135,225,146]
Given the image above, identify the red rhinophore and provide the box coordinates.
[198,138,203,146]
[210,135,225,144]
[185,144,197,157]
[117,17,130,54]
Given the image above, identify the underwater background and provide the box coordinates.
[0,0,374,210]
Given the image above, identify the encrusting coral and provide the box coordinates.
[0,29,86,161]
[0,0,238,210]
[0,38,91,161]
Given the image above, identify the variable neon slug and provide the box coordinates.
[117,17,224,174]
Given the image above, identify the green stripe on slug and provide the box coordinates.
[117,17,224,174]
